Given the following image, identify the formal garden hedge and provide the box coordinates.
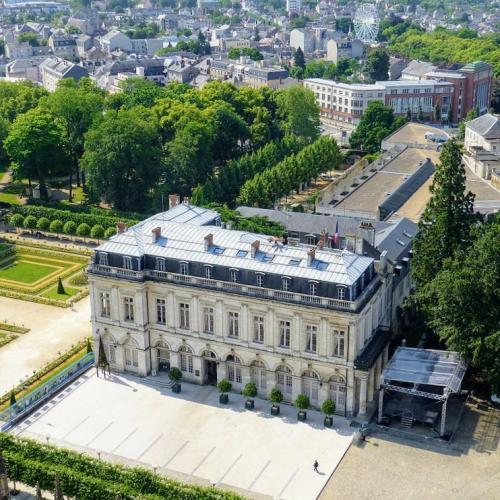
[0,434,242,500]
[9,205,140,233]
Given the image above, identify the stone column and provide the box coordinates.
[291,375,301,403]
[241,365,251,387]
[367,368,374,402]
[216,361,226,383]
[216,299,224,338]
[192,295,200,332]
[319,317,328,356]
[375,356,382,391]
[266,307,275,347]
[318,383,329,409]
[241,304,249,342]
[167,291,175,328]
[346,368,355,416]
[151,347,159,375]
[377,387,384,423]
[359,375,368,415]
[383,345,389,367]
[293,313,301,352]
[193,355,202,384]
[170,350,180,369]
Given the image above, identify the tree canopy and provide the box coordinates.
[363,48,390,82]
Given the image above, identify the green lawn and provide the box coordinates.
[0,259,59,284]
[41,284,78,300]
[0,183,26,205]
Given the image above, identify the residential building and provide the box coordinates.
[286,0,302,15]
[289,28,314,54]
[165,58,199,83]
[48,34,77,59]
[463,113,500,180]
[4,55,49,82]
[39,57,89,91]
[99,30,132,54]
[66,8,100,36]
[87,202,394,417]
[326,38,364,64]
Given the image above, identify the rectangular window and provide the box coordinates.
[230,269,238,283]
[253,315,265,343]
[337,287,346,301]
[309,282,318,296]
[306,325,318,352]
[180,261,189,275]
[180,352,193,373]
[204,266,213,279]
[333,329,345,357]
[256,274,264,288]
[99,253,108,266]
[179,302,190,329]
[123,256,133,270]
[282,277,290,292]
[228,311,239,337]
[155,258,166,272]
[279,320,291,348]
[203,306,214,333]
[228,363,242,383]
[123,296,134,322]
[99,292,111,318]
[156,298,166,325]
[125,348,138,367]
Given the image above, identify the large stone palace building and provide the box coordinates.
[87,203,400,417]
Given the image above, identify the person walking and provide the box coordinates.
[313,460,319,472]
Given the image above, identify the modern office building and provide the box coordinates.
[87,202,396,417]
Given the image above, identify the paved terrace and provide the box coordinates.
[11,372,354,500]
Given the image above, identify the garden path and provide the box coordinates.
[0,295,90,394]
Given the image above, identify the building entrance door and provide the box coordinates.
[205,360,217,385]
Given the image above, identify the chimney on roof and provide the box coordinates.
[360,221,376,246]
[182,196,189,205]
[152,227,161,243]
[345,234,356,252]
[251,240,260,258]
[116,221,127,234]
[318,230,329,248]
[204,233,213,251]
[168,193,180,209]
[307,247,315,266]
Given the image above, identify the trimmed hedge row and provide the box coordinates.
[10,205,139,231]
[9,213,116,239]
[0,434,242,500]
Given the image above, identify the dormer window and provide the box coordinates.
[123,256,132,270]
[256,273,264,288]
[337,287,346,301]
[309,281,318,296]
[180,261,189,275]
[230,268,238,283]
[282,277,291,292]
[306,235,316,245]
[155,258,166,272]
[204,265,213,279]
[99,252,108,266]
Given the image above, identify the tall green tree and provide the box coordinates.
[276,86,319,141]
[293,47,306,69]
[363,48,390,82]
[42,79,104,199]
[425,219,500,392]
[349,101,405,153]
[81,108,162,211]
[4,108,68,199]
[412,139,479,291]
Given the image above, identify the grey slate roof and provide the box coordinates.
[466,113,500,139]
[374,218,417,263]
[97,208,374,286]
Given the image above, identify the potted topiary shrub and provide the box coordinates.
[269,388,283,415]
[321,399,336,427]
[218,378,232,404]
[242,382,258,410]
[295,394,310,421]
[168,367,182,393]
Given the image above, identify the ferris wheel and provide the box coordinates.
[353,4,380,44]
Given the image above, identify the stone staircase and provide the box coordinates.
[401,411,414,429]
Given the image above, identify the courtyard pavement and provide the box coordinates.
[0,296,91,394]
[11,371,354,500]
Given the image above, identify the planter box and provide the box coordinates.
[298,410,307,422]
[245,399,254,410]
[171,383,181,393]
[324,416,333,428]
[219,393,229,404]
[271,404,280,415]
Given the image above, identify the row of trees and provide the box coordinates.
[411,140,499,393]
[191,136,304,206]
[238,136,343,207]
[1,78,321,212]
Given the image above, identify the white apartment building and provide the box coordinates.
[87,204,394,417]
[304,78,454,126]
[304,78,385,126]
[286,0,302,15]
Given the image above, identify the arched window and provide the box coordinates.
[276,365,293,395]
[156,340,170,372]
[179,345,193,374]
[227,354,242,383]
[302,370,320,405]
[250,360,267,390]
[202,350,217,359]
[329,375,346,413]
